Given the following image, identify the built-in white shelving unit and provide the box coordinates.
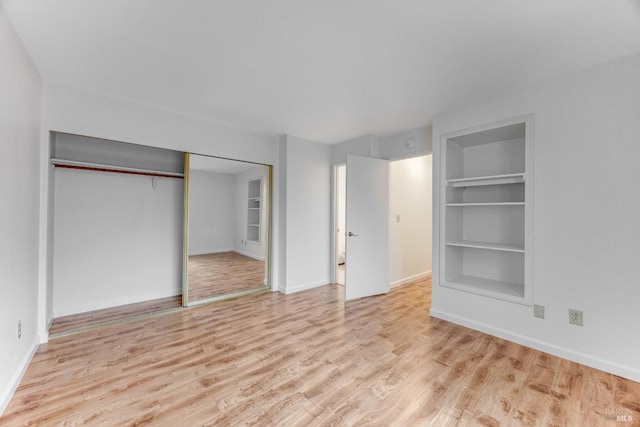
[440,116,533,305]
[246,178,262,244]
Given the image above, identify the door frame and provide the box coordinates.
[331,162,346,285]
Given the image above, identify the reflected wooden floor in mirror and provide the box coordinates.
[188,251,266,301]
[49,296,183,336]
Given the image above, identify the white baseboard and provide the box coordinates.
[53,288,182,318]
[390,271,432,288]
[0,337,39,417]
[234,248,265,261]
[284,279,329,294]
[429,308,640,383]
[188,248,234,256]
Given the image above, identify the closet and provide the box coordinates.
[49,133,185,333]
[49,134,273,335]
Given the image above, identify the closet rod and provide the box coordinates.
[51,158,184,179]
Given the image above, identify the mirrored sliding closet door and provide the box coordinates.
[183,153,271,305]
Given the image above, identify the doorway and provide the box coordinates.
[388,155,433,288]
[335,164,346,285]
[333,154,432,295]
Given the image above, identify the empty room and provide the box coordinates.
[1,1,640,425]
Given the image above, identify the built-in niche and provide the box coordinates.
[439,116,533,305]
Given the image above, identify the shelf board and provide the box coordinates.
[248,207,260,210]
[51,158,185,178]
[442,275,526,302]
[249,197,261,201]
[447,173,524,188]
[447,123,525,148]
[247,224,260,227]
[446,240,524,253]
[446,202,524,207]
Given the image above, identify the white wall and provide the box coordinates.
[53,168,183,316]
[43,83,277,165]
[332,135,373,164]
[280,135,332,293]
[233,166,268,260]
[0,6,42,414]
[431,53,640,381]
[373,127,433,160]
[389,155,432,287]
[331,126,433,164]
[189,170,235,255]
[276,137,288,290]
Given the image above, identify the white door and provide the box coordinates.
[345,154,389,300]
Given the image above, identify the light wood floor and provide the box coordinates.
[188,251,266,302]
[48,296,182,336]
[3,278,639,425]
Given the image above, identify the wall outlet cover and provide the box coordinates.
[533,304,544,319]
[569,309,583,326]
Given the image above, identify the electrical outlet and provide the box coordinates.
[17,320,22,339]
[533,304,545,319]
[569,309,583,326]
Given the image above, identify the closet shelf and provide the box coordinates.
[446,202,524,207]
[51,158,184,178]
[446,240,524,253]
[447,173,524,188]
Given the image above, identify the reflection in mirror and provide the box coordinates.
[185,154,270,304]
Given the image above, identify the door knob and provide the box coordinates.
[348,232,358,237]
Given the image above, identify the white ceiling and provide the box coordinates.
[3,1,640,143]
